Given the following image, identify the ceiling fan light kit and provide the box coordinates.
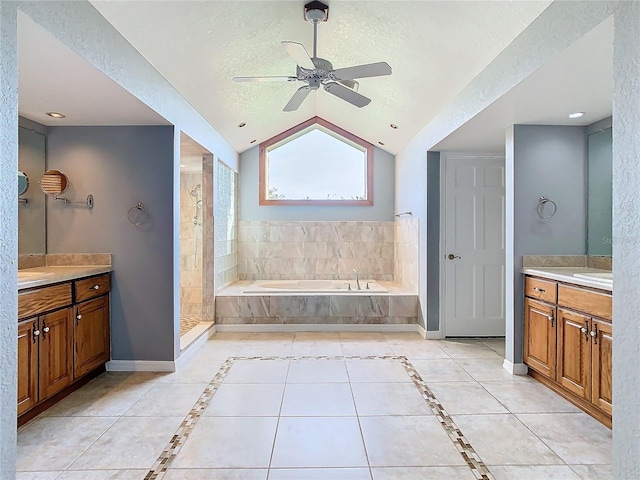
[233,1,391,112]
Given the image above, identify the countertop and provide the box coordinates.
[522,267,612,292]
[18,266,113,291]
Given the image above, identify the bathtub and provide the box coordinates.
[243,279,388,294]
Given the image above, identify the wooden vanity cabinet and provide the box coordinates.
[523,298,557,380]
[17,273,111,422]
[74,295,110,379]
[524,275,612,427]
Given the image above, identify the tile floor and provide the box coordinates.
[16,332,612,480]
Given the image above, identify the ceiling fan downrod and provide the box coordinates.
[303,1,329,59]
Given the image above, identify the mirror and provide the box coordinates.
[18,171,29,195]
[40,169,69,195]
[587,127,612,256]
[18,126,46,254]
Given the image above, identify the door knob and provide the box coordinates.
[447,254,461,260]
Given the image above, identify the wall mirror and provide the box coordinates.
[40,169,69,195]
[586,127,612,256]
[18,171,29,195]
[18,126,46,255]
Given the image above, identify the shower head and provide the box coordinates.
[190,184,201,197]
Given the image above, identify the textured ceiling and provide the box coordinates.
[91,1,552,154]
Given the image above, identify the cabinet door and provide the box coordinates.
[17,318,39,415]
[591,319,613,415]
[39,308,73,399]
[74,296,110,379]
[524,298,557,379]
[556,309,591,400]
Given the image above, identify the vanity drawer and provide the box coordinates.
[525,277,557,303]
[74,274,111,303]
[558,284,612,321]
[18,283,72,319]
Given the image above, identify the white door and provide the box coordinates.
[443,155,505,337]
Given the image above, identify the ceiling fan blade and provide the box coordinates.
[331,62,392,80]
[324,82,371,108]
[233,76,298,82]
[281,41,315,70]
[283,86,312,112]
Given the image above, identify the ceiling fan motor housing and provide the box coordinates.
[304,1,329,22]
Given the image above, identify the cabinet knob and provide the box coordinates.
[76,314,82,320]
[33,329,40,336]
[581,327,587,333]
[590,330,597,337]
[91,285,100,290]
[533,287,546,293]
[43,326,50,333]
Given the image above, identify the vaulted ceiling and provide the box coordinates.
[90,1,552,154]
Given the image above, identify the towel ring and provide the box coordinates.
[537,196,557,219]
[128,202,149,226]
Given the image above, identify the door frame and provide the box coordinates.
[438,151,506,338]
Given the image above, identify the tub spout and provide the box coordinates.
[352,269,362,290]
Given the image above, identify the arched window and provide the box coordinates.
[259,117,373,206]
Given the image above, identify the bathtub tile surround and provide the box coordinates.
[238,221,396,283]
[394,217,419,291]
[215,294,418,325]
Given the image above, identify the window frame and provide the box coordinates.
[259,116,374,206]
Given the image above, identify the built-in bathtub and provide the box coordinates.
[243,279,388,294]
[216,280,419,329]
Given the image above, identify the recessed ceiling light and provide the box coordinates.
[390,124,398,129]
[250,139,257,144]
[568,112,585,119]
[378,141,385,146]
[46,111,66,119]
[180,164,186,167]
[238,122,246,128]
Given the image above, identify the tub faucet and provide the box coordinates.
[352,269,362,290]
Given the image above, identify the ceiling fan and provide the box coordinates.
[233,1,392,112]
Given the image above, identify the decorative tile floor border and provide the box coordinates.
[145,355,495,480]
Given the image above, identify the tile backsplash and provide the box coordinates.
[238,221,395,282]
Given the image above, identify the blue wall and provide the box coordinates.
[46,126,175,361]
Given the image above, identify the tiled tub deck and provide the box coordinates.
[216,281,419,326]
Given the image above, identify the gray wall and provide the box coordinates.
[239,145,395,221]
[508,124,587,363]
[426,151,440,331]
[46,126,175,362]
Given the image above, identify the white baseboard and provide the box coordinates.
[425,329,443,340]
[417,324,427,338]
[106,360,176,372]
[215,324,419,333]
[503,359,528,375]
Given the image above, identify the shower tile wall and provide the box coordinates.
[237,221,394,281]
[394,218,419,291]
[202,154,215,322]
[215,161,238,289]
[180,171,203,318]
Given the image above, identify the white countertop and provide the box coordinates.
[522,267,613,292]
[18,266,112,291]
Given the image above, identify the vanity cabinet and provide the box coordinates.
[524,275,612,426]
[17,273,110,422]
